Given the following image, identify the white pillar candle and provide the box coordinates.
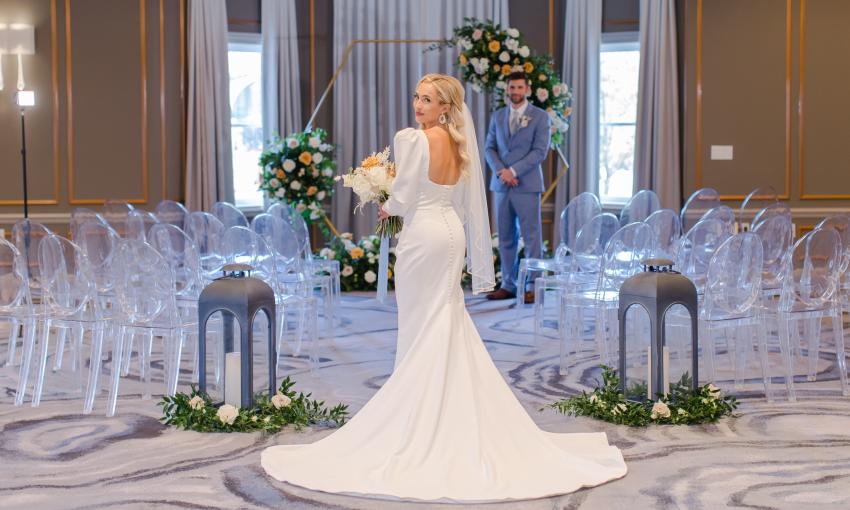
[225,352,241,408]
[663,345,670,397]
[647,345,652,400]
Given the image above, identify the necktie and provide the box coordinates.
[510,111,519,135]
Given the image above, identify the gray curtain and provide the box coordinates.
[634,0,680,209]
[330,0,509,238]
[185,0,232,211]
[554,0,601,246]
[262,0,302,143]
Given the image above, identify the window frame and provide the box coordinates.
[598,30,640,208]
[227,31,265,214]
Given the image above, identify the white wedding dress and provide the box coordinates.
[261,127,627,502]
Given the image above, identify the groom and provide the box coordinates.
[484,72,550,303]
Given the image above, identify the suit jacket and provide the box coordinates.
[484,103,551,193]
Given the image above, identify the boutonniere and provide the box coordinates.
[519,115,531,128]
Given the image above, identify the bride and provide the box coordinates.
[261,73,627,502]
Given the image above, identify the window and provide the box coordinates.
[598,32,640,205]
[228,33,264,209]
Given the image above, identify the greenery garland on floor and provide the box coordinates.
[159,377,348,433]
[549,366,738,427]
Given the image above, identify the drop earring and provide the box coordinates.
[438,113,448,125]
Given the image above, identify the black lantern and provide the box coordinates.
[618,258,698,399]
[198,263,276,408]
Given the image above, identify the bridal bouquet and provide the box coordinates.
[336,147,402,238]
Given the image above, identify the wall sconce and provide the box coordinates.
[0,23,36,91]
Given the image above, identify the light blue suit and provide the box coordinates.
[484,103,551,293]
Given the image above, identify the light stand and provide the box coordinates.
[16,90,34,218]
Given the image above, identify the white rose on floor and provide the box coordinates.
[286,138,299,149]
[275,188,285,198]
[290,181,302,190]
[271,392,292,409]
[316,191,326,200]
[342,265,354,276]
[507,27,520,38]
[364,270,377,283]
[472,28,483,41]
[217,404,239,425]
[308,137,321,148]
[589,394,599,404]
[498,51,510,63]
[312,152,324,164]
[322,168,334,177]
[650,401,671,420]
[612,402,627,415]
[269,178,280,188]
[283,159,296,172]
[536,88,549,102]
[518,45,530,58]
[189,395,205,410]
[707,383,721,399]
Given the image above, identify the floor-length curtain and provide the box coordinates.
[554,0,601,246]
[331,0,508,238]
[185,0,232,212]
[262,0,302,144]
[634,0,680,209]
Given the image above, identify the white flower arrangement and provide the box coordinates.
[336,146,403,238]
[316,233,395,291]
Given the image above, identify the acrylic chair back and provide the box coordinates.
[12,219,52,294]
[221,226,280,291]
[597,222,654,293]
[681,187,720,232]
[102,200,135,236]
[703,232,764,319]
[645,209,681,259]
[70,208,108,241]
[619,189,660,226]
[76,221,120,295]
[211,201,248,229]
[38,234,95,319]
[751,203,791,230]
[752,215,794,289]
[675,218,731,292]
[780,228,841,312]
[154,200,189,230]
[0,238,28,309]
[185,211,226,281]
[126,209,159,242]
[699,206,737,235]
[739,186,779,224]
[113,239,176,326]
[816,214,850,275]
[570,213,620,274]
[251,213,301,272]
[557,192,601,258]
[148,223,203,299]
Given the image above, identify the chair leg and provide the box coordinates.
[140,330,153,400]
[6,318,20,367]
[558,300,568,376]
[84,323,105,414]
[14,319,38,406]
[52,326,68,371]
[779,317,797,402]
[701,321,716,384]
[831,309,849,397]
[533,284,545,346]
[32,319,53,407]
[805,317,822,382]
[107,325,128,417]
[514,263,528,323]
[756,320,773,402]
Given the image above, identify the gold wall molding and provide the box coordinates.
[695,0,792,200]
[797,0,850,200]
[66,0,149,205]
[159,0,166,200]
[0,0,61,206]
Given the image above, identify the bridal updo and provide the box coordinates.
[416,74,471,176]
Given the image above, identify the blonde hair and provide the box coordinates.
[416,73,470,175]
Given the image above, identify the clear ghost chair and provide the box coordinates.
[222,226,320,372]
[675,218,732,296]
[699,205,737,235]
[105,239,196,415]
[185,211,227,282]
[531,213,619,344]
[752,215,794,295]
[816,214,850,291]
[102,200,135,237]
[681,187,721,233]
[211,201,249,229]
[751,202,791,229]
[739,186,779,228]
[763,228,848,401]
[251,214,318,360]
[126,209,159,241]
[689,233,770,399]
[12,219,52,294]
[15,234,106,414]
[70,207,108,241]
[558,222,654,373]
[619,189,660,226]
[154,200,189,230]
[283,209,336,331]
[645,209,681,259]
[514,192,601,315]
[0,238,36,367]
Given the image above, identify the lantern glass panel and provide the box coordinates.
[621,304,652,400]
[251,308,275,397]
[664,304,696,390]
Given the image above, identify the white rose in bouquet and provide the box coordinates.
[308,137,321,148]
[364,270,377,284]
[337,146,402,238]
[290,181,302,190]
[283,159,296,172]
[518,45,530,58]
[286,138,299,149]
[312,152,324,164]
[341,265,354,276]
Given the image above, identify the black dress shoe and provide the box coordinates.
[486,288,516,300]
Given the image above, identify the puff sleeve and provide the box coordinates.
[383,128,427,217]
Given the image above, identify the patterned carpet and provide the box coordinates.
[2,293,850,509]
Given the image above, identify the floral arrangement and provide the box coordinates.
[158,377,348,433]
[434,18,573,147]
[336,147,402,238]
[549,366,738,427]
[316,233,395,292]
[258,128,336,224]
